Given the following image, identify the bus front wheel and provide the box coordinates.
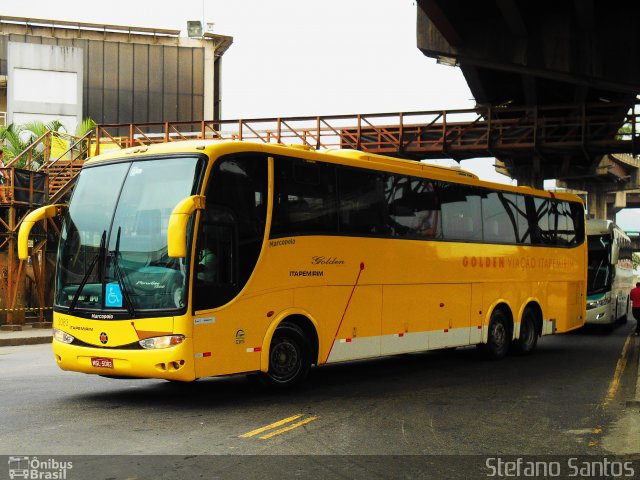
[480,309,511,360]
[262,322,311,389]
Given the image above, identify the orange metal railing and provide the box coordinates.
[2,130,93,203]
[93,102,640,159]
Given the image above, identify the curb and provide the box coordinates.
[626,334,640,408]
[0,336,52,347]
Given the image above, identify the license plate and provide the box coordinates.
[91,357,114,369]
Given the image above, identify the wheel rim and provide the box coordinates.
[270,338,300,382]
[492,322,506,349]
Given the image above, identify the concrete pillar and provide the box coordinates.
[516,176,544,190]
[608,191,627,222]
[514,156,544,190]
[588,190,608,219]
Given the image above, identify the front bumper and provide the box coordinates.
[52,337,196,381]
[585,305,613,325]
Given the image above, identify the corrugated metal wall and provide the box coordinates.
[0,34,206,124]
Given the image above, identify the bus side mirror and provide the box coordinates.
[167,195,205,258]
[18,204,66,260]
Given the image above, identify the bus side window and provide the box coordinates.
[482,192,518,243]
[533,197,551,245]
[338,167,388,235]
[515,195,531,244]
[385,175,441,238]
[439,184,482,242]
[413,180,441,238]
[272,157,338,237]
[556,201,574,246]
[521,196,544,244]
[569,202,585,245]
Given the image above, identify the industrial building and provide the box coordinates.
[0,16,232,325]
[0,16,233,130]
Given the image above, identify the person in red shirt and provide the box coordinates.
[630,282,640,336]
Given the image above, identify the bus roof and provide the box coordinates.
[586,218,626,237]
[85,140,583,203]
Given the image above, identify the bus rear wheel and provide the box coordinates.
[261,322,311,389]
[620,298,629,324]
[480,309,511,360]
[512,309,538,355]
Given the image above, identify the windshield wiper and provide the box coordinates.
[111,226,136,317]
[69,230,106,312]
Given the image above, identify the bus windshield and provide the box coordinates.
[55,156,203,314]
[587,234,612,295]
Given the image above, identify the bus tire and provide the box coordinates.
[262,322,311,389]
[481,309,511,360]
[512,309,538,355]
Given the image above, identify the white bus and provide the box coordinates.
[586,219,633,327]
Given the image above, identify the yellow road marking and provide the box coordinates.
[239,414,304,438]
[259,416,318,440]
[603,334,632,408]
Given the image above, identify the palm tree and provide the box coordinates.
[0,120,65,168]
[0,123,30,166]
[74,118,97,138]
[0,118,96,169]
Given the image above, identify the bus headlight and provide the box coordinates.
[587,293,611,310]
[599,293,612,306]
[139,335,185,350]
[53,328,75,344]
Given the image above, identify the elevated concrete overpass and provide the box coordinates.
[417,0,640,220]
[627,235,640,252]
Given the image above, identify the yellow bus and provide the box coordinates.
[19,141,587,387]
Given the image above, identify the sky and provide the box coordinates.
[4,0,473,116]
[3,0,638,229]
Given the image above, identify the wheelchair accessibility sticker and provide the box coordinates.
[105,283,123,308]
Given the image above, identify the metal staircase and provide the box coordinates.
[0,130,92,327]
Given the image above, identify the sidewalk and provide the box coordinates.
[0,324,52,347]
[628,333,640,408]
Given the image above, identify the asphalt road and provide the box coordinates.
[1,321,638,479]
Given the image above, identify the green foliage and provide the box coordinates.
[75,118,97,138]
[616,123,633,140]
[633,252,640,270]
[0,118,95,169]
[0,123,31,167]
